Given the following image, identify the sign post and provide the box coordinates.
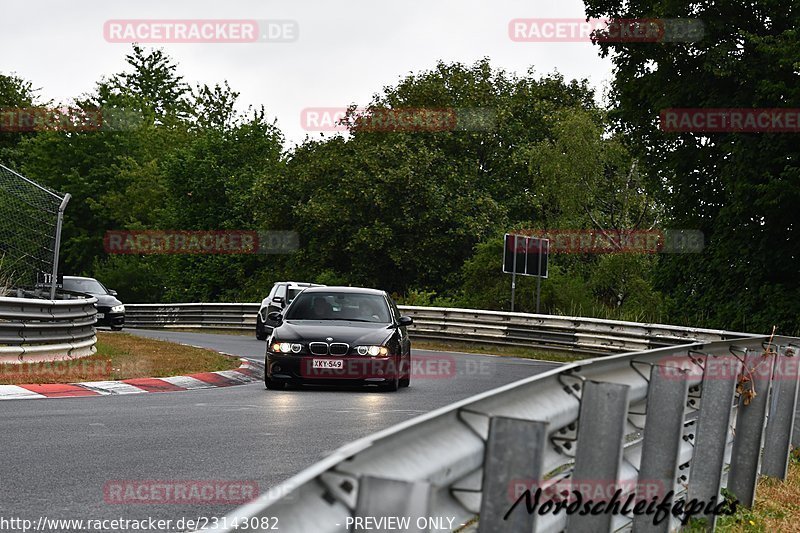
[510,235,518,312]
[503,233,549,313]
[535,238,543,313]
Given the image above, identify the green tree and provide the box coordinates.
[0,73,39,166]
[255,59,602,295]
[18,46,192,282]
[582,0,800,333]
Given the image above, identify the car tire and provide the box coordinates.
[256,317,267,341]
[399,354,410,387]
[382,356,400,391]
[111,325,124,331]
[265,376,284,390]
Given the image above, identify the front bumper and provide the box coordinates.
[95,309,125,328]
[267,354,403,385]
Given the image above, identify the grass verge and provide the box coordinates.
[163,327,255,336]
[0,332,241,385]
[411,339,583,363]
[709,448,800,532]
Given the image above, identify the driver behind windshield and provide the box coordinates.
[357,300,379,321]
[311,297,332,319]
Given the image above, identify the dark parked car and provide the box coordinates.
[265,286,413,391]
[62,276,125,330]
[256,281,324,340]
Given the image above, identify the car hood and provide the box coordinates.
[273,320,394,346]
[92,293,122,307]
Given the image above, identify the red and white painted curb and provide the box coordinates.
[0,359,262,400]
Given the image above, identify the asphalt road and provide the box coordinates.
[0,329,559,531]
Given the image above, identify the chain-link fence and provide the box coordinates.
[0,163,70,298]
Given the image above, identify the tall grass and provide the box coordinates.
[0,255,15,297]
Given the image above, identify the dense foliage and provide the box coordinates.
[583,0,800,333]
[1,6,796,337]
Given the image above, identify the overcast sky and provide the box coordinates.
[2,0,613,145]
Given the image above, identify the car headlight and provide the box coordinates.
[270,341,302,354]
[356,345,389,357]
[110,305,125,313]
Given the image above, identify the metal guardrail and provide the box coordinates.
[122,303,797,531]
[125,302,258,331]
[0,296,97,363]
[124,303,755,356]
[203,334,800,532]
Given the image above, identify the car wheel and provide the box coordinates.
[111,325,124,331]
[399,354,410,387]
[256,317,267,341]
[382,356,400,392]
[265,376,284,390]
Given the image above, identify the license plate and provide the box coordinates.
[96,313,105,319]
[312,359,343,369]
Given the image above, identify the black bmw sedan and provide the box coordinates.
[62,276,125,330]
[265,286,413,391]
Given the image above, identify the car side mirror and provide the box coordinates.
[273,296,285,306]
[267,311,283,324]
[108,289,118,297]
[397,316,413,327]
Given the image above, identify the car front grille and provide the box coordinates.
[308,342,350,356]
[329,343,349,356]
[309,342,329,356]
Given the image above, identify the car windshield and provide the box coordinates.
[287,288,305,303]
[284,292,391,323]
[63,278,107,295]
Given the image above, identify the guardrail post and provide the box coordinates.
[478,416,548,533]
[727,349,774,507]
[354,476,432,533]
[795,393,800,448]
[761,347,800,480]
[686,355,739,531]
[632,364,689,533]
[567,381,631,533]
